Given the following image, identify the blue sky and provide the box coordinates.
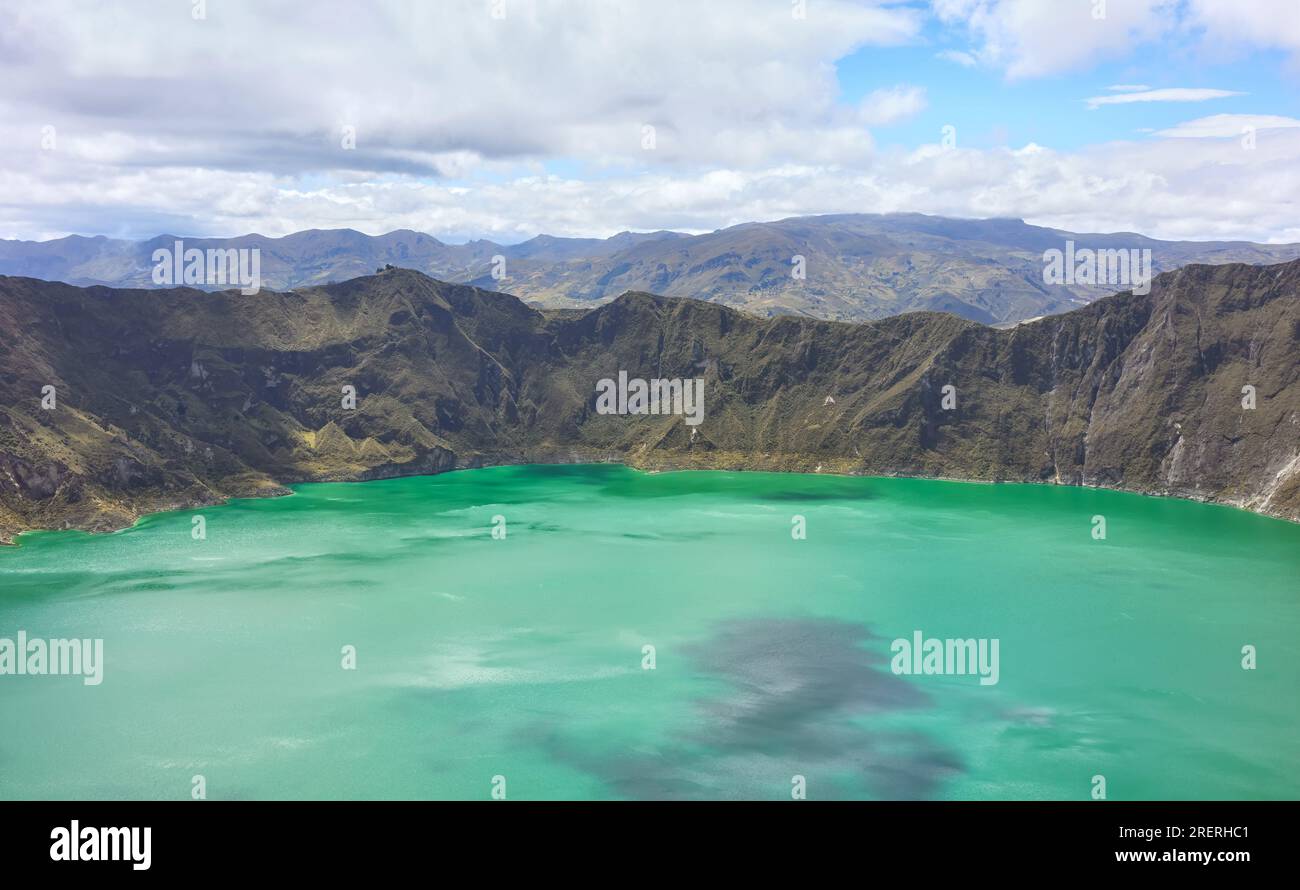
[835,40,1299,151]
[1,0,1298,244]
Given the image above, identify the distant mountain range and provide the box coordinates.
[4,213,1299,325]
[2,259,1297,542]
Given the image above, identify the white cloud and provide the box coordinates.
[857,86,928,126]
[0,0,1297,246]
[932,0,1300,79]
[0,0,921,177]
[936,49,978,66]
[932,0,1174,79]
[1085,88,1244,109]
[3,127,1298,245]
[1106,84,1151,92]
[1156,114,1300,138]
[1185,0,1300,57]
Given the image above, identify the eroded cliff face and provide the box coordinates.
[1031,262,1300,516]
[1,260,1296,542]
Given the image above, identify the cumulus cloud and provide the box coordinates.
[932,0,1175,79]
[932,0,1300,79]
[1185,0,1300,58]
[0,0,1297,245]
[5,125,1298,245]
[0,0,920,177]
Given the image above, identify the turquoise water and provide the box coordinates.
[1,465,1297,800]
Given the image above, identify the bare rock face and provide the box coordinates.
[0,259,1297,542]
[0,453,69,500]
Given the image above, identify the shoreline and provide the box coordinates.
[4,453,1297,549]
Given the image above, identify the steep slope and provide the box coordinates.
[0,260,1296,542]
[3,214,1298,325]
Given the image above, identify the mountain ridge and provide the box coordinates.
[1,258,1297,543]
[5,213,1299,325]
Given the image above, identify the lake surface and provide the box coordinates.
[1,465,1297,800]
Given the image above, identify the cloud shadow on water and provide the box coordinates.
[532,617,963,800]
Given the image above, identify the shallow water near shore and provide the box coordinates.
[1,464,1297,800]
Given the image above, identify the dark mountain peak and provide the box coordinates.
[608,289,668,305]
[283,227,371,243]
[378,228,442,243]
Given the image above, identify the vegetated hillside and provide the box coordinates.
[3,213,1298,324]
[0,258,1296,542]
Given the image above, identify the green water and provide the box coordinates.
[1,465,1297,800]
